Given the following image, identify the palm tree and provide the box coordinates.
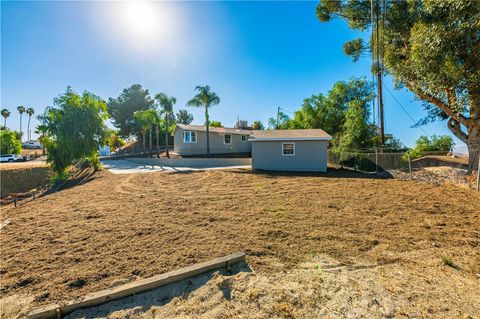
[186,85,220,156]
[17,106,26,140]
[1,109,10,128]
[133,111,150,154]
[35,123,49,156]
[133,110,157,156]
[155,93,177,158]
[26,107,35,141]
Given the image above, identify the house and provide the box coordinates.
[249,129,332,172]
[173,124,252,156]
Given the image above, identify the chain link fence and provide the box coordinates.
[328,144,480,191]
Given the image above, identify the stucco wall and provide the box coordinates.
[251,140,328,172]
[174,128,251,156]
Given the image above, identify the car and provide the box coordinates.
[0,154,25,162]
[22,140,42,149]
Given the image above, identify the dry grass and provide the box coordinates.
[1,168,479,318]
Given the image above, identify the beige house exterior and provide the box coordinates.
[173,124,252,156]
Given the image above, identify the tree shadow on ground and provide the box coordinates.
[169,167,391,180]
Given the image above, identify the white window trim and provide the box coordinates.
[183,131,197,144]
[224,134,232,145]
[241,135,247,142]
[282,142,295,156]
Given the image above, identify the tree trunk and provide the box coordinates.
[142,132,146,155]
[4,117,6,128]
[19,115,22,140]
[149,125,153,157]
[448,118,480,173]
[165,113,170,158]
[205,107,210,156]
[27,116,31,141]
[155,125,160,157]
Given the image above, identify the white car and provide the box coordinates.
[22,140,42,149]
[0,154,25,162]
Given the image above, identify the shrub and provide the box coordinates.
[0,129,22,154]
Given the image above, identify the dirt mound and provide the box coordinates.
[0,166,52,198]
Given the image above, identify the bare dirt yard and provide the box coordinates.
[1,168,479,318]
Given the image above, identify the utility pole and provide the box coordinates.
[374,0,385,149]
[276,106,280,129]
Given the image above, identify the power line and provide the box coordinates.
[382,84,430,136]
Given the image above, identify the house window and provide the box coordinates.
[224,134,232,145]
[282,143,295,156]
[183,131,197,143]
[241,135,247,142]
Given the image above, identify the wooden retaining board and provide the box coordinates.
[28,252,246,319]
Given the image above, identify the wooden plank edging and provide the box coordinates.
[28,252,245,319]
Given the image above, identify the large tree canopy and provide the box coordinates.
[317,0,480,171]
[108,84,154,138]
[279,77,380,151]
[39,87,109,176]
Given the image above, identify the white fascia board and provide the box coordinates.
[248,137,332,142]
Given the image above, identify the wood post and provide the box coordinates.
[28,252,246,319]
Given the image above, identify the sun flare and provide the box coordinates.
[123,2,158,35]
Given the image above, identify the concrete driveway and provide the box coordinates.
[102,160,250,174]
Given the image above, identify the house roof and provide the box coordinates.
[249,129,332,141]
[175,124,251,135]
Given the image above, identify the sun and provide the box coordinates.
[123,2,158,36]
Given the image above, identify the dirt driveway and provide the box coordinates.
[1,168,479,318]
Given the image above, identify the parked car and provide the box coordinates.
[22,140,42,149]
[0,154,25,162]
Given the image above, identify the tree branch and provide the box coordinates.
[406,83,470,126]
[447,118,468,144]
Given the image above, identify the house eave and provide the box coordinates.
[248,137,332,142]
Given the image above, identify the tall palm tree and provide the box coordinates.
[133,110,157,156]
[1,109,10,128]
[26,107,35,141]
[186,85,220,156]
[155,93,176,158]
[133,111,150,154]
[17,106,26,140]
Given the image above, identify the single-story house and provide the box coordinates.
[249,129,332,172]
[173,124,252,156]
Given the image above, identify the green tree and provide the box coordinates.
[186,85,220,156]
[26,107,35,141]
[267,111,290,130]
[0,129,22,154]
[252,121,265,130]
[38,87,109,176]
[17,106,25,139]
[35,123,48,155]
[290,78,373,136]
[176,109,193,125]
[336,100,375,151]
[1,109,10,128]
[316,0,480,171]
[155,93,176,158]
[108,84,154,138]
[133,111,152,154]
[409,135,455,159]
[106,131,125,153]
[208,120,223,128]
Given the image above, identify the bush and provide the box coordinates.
[0,129,22,154]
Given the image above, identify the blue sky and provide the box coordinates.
[1,1,465,152]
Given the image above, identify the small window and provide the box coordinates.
[282,143,295,156]
[183,131,197,143]
[241,135,247,142]
[224,134,232,145]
